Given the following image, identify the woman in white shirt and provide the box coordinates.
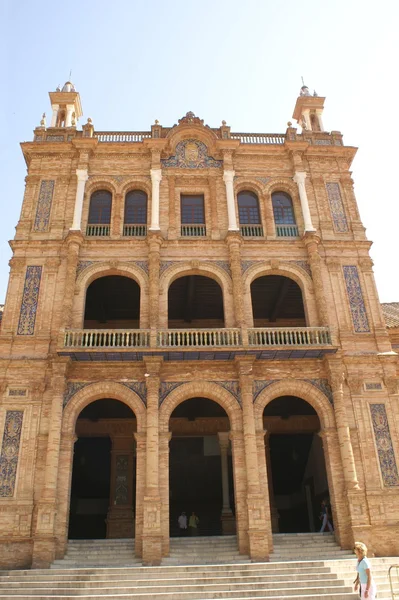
[353,541,377,600]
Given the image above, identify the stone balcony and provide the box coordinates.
[58,326,336,362]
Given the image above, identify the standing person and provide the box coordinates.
[177,511,187,536]
[319,498,333,532]
[353,541,377,600]
[188,511,199,536]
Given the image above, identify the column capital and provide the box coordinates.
[223,169,235,184]
[303,231,321,249]
[293,171,307,184]
[217,431,230,450]
[75,168,89,182]
[150,168,163,183]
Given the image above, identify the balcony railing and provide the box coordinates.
[86,224,110,237]
[158,328,241,348]
[123,224,147,237]
[64,329,150,348]
[248,327,331,346]
[94,132,151,142]
[276,224,299,238]
[181,224,207,237]
[240,224,264,237]
[231,133,285,144]
[63,326,332,351]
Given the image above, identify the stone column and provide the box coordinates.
[293,171,315,232]
[159,432,172,555]
[167,175,177,239]
[264,431,279,533]
[133,432,146,557]
[70,169,88,231]
[226,233,245,331]
[236,357,269,560]
[209,176,220,239]
[218,432,236,534]
[223,170,239,231]
[147,233,162,346]
[303,232,330,327]
[106,433,135,538]
[149,169,162,231]
[142,358,163,565]
[60,232,83,331]
[316,109,325,132]
[229,431,249,554]
[330,371,359,490]
[32,359,69,568]
[50,105,59,127]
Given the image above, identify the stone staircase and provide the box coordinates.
[0,534,396,599]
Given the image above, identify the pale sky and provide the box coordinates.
[1,0,398,302]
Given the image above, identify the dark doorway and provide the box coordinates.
[169,398,234,536]
[84,275,140,329]
[69,399,136,539]
[251,275,306,327]
[264,396,330,533]
[168,276,224,328]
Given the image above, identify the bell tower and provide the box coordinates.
[48,80,83,128]
[292,84,325,132]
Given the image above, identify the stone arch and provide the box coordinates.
[242,262,318,327]
[72,263,149,329]
[165,124,219,156]
[263,178,303,232]
[234,179,265,198]
[120,178,152,198]
[159,262,234,328]
[159,380,242,432]
[62,381,146,436]
[82,179,117,233]
[253,379,335,431]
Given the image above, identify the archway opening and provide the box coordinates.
[69,398,136,539]
[168,275,224,328]
[84,275,140,329]
[263,396,330,533]
[169,397,235,537]
[251,275,306,327]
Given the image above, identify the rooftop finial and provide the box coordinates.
[301,75,305,86]
[69,69,72,81]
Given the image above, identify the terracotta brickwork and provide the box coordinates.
[0,85,398,568]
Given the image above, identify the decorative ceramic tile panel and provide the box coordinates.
[160,261,178,277]
[241,260,260,274]
[159,382,185,405]
[253,380,280,402]
[33,180,55,232]
[290,260,312,278]
[8,389,27,397]
[326,182,349,233]
[365,382,383,391]
[370,404,399,487]
[17,266,42,335]
[134,261,149,276]
[212,261,231,277]
[0,411,24,497]
[63,382,89,408]
[343,266,370,333]
[161,139,222,169]
[46,135,64,142]
[213,381,241,405]
[121,382,147,405]
[115,455,129,505]
[305,379,334,405]
[76,261,94,278]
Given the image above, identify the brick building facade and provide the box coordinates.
[0,82,398,569]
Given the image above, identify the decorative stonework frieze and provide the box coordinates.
[33,180,55,232]
[120,382,147,405]
[305,379,334,405]
[343,266,370,333]
[46,135,64,142]
[159,381,185,405]
[370,404,399,487]
[326,182,349,233]
[213,381,241,405]
[0,411,24,497]
[365,382,383,391]
[161,139,222,169]
[17,266,42,335]
[253,380,280,402]
[63,382,88,408]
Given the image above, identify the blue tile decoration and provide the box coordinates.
[370,403,399,487]
[8,389,27,397]
[160,261,178,277]
[241,260,260,274]
[33,180,54,232]
[134,261,149,276]
[63,382,89,409]
[290,260,312,279]
[365,382,383,391]
[159,381,185,405]
[343,266,370,333]
[253,380,280,402]
[115,455,129,504]
[76,261,95,278]
[17,266,42,335]
[0,411,24,497]
[305,379,334,405]
[213,261,231,277]
[121,382,147,406]
[46,135,64,142]
[213,381,241,406]
[256,177,271,185]
[161,139,222,169]
[326,182,349,233]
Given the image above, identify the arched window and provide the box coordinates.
[124,190,147,237]
[87,190,112,236]
[272,192,298,238]
[237,191,263,237]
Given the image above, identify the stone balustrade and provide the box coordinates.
[94,132,151,142]
[63,326,332,350]
[230,133,285,144]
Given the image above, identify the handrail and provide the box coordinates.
[389,565,399,599]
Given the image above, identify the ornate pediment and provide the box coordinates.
[161,139,222,169]
[178,111,204,126]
